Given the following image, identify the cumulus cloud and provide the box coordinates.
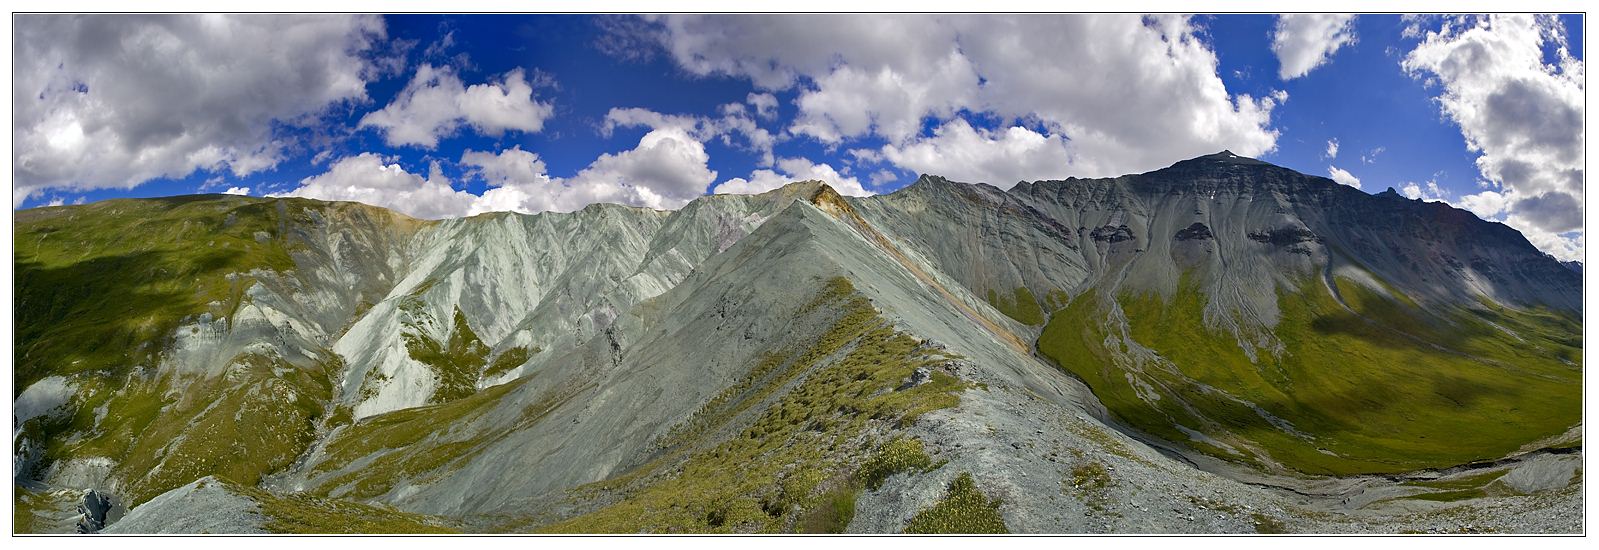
[713,157,871,197]
[641,14,1283,178]
[222,186,251,196]
[868,169,901,187]
[1272,14,1358,79]
[1327,165,1361,189]
[1403,14,1584,259]
[561,127,719,209]
[282,126,719,218]
[358,64,554,148]
[1505,216,1585,261]
[605,106,776,167]
[1324,138,1339,159]
[881,119,1072,189]
[746,92,779,119]
[1400,180,1448,201]
[1456,190,1509,219]
[276,153,477,219]
[12,14,387,205]
[460,146,548,187]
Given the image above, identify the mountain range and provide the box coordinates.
[13,151,1582,534]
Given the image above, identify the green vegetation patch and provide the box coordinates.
[15,196,306,390]
[538,277,966,533]
[309,378,529,497]
[482,345,540,380]
[1394,469,1511,502]
[858,437,935,490]
[1251,512,1289,534]
[29,352,336,507]
[1068,461,1112,492]
[986,286,1046,326]
[225,482,456,533]
[903,472,1008,534]
[1038,273,1581,476]
[795,482,860,534]
[11,197,403,507]
[1402,469,1508,491]
[405,307,491,404]
[1064,460,1116,514]
[13,485,62,534]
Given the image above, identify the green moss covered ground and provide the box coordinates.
[986,286,1047,325]
[483,345,539,380]
[404,307,491,403]
[15,196,305,390]
[903,472,1008,534]
[309,378,530,499]
[217,480,457,533]
[13,197,375,511]
[1038,274,1581,476]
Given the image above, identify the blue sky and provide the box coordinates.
[11,14,1586,259]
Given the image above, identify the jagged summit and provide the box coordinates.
[1172,149,1276,168]
[1196,149,1267,163]
[757,179,832,200]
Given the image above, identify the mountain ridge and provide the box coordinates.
[13,151,1582,533]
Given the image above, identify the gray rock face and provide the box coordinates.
[74,490,112,533]
[1499,455,1582,494]
[852,152,1579,379]
[102,477,267,534]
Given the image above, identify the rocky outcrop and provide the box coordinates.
[75,490,111,533]
[1173,222,1214,241]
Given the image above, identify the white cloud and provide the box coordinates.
[1504,219,1584,261]
[358,64,554,148]
[604,106,775,167]
[847,148,884,164]
[1455,190,1508,219]
[222,186,251,196]
[881,119,1072,189]
[561,126,718,210]
[1327,165,1361,189]
[868,169,900,186]
[275,153,477,219]
[1272,14,1358,79]
[1403,14,1584,260]
[460,146,547,186]
[713,157,871,197]
[12,14,387,205]
[1361,146,1385,164]
[284,124,719,218]
[1399,180,1447,201]
[1324,138,1339,159]
[644,14,1283,178]
[746,92,778,119]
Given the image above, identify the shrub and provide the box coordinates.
[859,437,933,490]
[903,473,1007,534]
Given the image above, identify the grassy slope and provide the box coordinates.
[536,277,970,533]
[208,479,458,533]
[15,196,297,388]
[307,377,533,500]
[13,196,369,509]
[403,307,491,403]
[1039,275,1581,475]
[986,286,1047,326]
